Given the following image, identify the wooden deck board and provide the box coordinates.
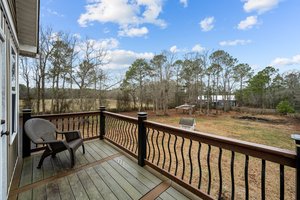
[67,173,89,200]
[46,182,61,200]
[85,167,118,200]
[19,157,33,187]
[93,164,131,200]
[101,162,142,199]
[77,169,104,200]
[57,177,75,200]
[10,139,194,200]
[32,185,46,200]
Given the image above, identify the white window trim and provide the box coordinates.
[9,41,18,145]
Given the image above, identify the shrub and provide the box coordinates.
[276,100,295,115]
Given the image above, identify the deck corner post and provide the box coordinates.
[99,106,106,140]
[22,109,32,158]
[292,134,300,200]
[138,112,147,166]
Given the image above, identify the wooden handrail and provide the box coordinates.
[32,111,100,119]
[144,120,296,167]
[103,111,138,124]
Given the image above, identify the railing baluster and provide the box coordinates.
[167,133,172,173]
[198,141,202,189]
[91,115,94,136]
[188,139,193,184]
[218,148,223,199]
[181,137,185,180]
[231,151,235,200]
[280,164,284,200]
[67,117,70,131]
[134,124,138,154]
[207,145,211,195]
[128,122,134,151]
[261,159,266,200]
[87,116,90,137]
[82,116,85,138]
[156,130,161,166]
[151,129,156,163]
[245,155,249,200]
[174,135,178,176]
[162,131,166,169]
[146,128,151,160]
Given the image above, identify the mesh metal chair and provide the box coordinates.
[24,118,85,169]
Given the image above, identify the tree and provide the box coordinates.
[125,58,151,111]
[19,57,32,108]
[233,63,253,106]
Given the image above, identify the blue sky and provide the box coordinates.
[41,0,300,73]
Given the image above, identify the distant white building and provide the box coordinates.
[199,95,236,107]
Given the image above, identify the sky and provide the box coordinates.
[40,0,300,74]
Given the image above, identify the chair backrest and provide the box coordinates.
[24,118,57,143]
[179,118,195,131]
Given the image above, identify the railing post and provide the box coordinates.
[138,112,147,166]
[292,134,300,200]
[22,109,32,158]
[99,106,106,140]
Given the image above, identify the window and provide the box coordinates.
[10,45,17,144]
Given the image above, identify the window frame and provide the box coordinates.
[9,41,18,144]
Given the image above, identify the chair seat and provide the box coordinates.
[67,138,83,150]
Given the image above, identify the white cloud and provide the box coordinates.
[180,0,188,8]
[243,0,279,14]
[170,45,179,53]
[200,17,215,32]
[104,49,154,69]
[219,39,252,46]
[47,9,64,17]
[192,44,205,52]
[271,54,300,67]
[78,0,166,37]
[237,15,258,30]
[118,26,149,37]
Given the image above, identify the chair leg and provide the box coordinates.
[82,144,85,154]
[37,148,51,169]
[69,149,75,168]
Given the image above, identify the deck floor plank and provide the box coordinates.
[19,157,33,187]
[32,155,43,183]
[88,142,109,158]
[116,156,161,185]
[102,162,142,199]
[43,157,56,179]
[84,143,103,160]
[77,169,104,200]
[107,159,150,194]
[46,182,61,200]
[17,190,32,200]
[93,164,131,200]
[113,157,158,189]
[32,185,46,200]
[85,167,118,200]
[67,173,89,200]
[57,177,75,200]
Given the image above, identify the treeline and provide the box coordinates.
[20,27,114,114]
[20,28,300,114]
[117,51,300,114]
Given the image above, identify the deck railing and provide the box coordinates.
[21,108,300,199]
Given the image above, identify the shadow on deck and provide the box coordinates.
[9,140,195,200]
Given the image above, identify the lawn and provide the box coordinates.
[137,109,299,150]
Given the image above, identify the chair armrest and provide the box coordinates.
[56,130,82,142]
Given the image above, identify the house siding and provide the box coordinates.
[1,0,19,193]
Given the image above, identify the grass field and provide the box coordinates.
[123,109,299,150]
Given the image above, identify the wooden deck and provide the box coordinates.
[9,140,193,200]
